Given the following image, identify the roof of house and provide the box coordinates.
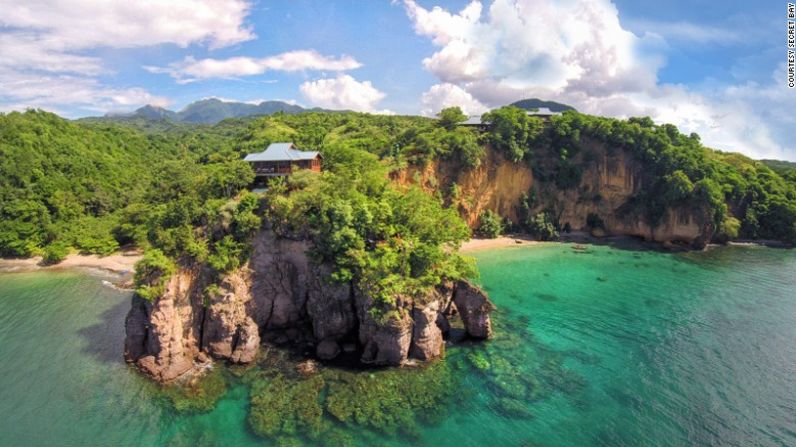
[243,142,320,162]
[458,108,563,126]
[527,107,562,116]
[460,115,484,126]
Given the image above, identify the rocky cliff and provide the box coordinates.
[124,230,494,383]
[396,140,712,247]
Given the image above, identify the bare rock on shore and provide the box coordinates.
[316,339,341,360]
[124,229,496,383]
[454,281,495,339]
[249,231,311,329]
[306,264,356,345]
[409,300,444,360]
[355,288,413,365]
[124,271,203,382]
[409,285,453,360]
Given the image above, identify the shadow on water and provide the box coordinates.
[536,293,559,302]
[76,296,131,365]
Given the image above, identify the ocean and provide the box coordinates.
[1,243,794,446]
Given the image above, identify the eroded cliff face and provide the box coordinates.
[394,149,534,227]
[124,230,494,383]
[396,142,712,247]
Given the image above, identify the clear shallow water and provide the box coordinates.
[1,244,795,446]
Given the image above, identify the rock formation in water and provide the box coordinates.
[124,230,494,383]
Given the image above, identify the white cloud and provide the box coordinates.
[0,34,105,76]
[0,0,254,50]
[300,75,388,113]
[0,0,256,114]
[147,50,362,83]
[421,83,488,116]
[402,0,795,160]
[625,20,741,45]
[0,68,171,115]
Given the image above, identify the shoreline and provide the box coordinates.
[0,251,141,275]
[460,233,792,254]
[460,235,543,252]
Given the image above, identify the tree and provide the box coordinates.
[476,210,504,238]
[482,106,544,162]
[436,107,468,130]
[527,213,559,241]
[134,249,176,302]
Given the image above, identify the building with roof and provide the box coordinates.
[243,142,322,177]
[456,107,564,131]
[526,107,562,119]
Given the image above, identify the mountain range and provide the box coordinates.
[100,98,311,124]
[93,97,577,125]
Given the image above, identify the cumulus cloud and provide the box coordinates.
[147,50,362,83]
[403,0,794,160]
[0,0,255,114]
[0,68,171,114]
[0,0,254,50]
[300,75,389,113]
[421,83,488,116]
[0,34,105,76]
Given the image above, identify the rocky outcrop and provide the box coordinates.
[306,264,357,358]
[454,281,494,339]
[394,149,533,226]
[124,270,204,382]
[202,271,260,364]
[124,230,495,383]
[354,289,414,365]
[248,231,311,329]
[409,299,445,360]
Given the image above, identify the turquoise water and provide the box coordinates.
[1,244,795,446]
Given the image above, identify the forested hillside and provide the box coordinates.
[1,106,795,269]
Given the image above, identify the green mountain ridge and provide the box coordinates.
[509,98,576,112]
[98,98,311,125]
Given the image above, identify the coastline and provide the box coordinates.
[0,251,141,275]
[460,231,602,253]
[460,235,542,252]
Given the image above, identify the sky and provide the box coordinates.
[0,0,793,160]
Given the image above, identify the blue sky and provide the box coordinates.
[0,0,793,159]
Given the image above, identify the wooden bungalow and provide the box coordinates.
[244,142,322,177]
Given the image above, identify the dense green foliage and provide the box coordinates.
[482,106,545,162]
[476,210,505,238]
[510,98,576,112]
[482,107,796,244]
[133,249,176,301]
[2,105,794,279]
[265,155,475,317]
[526,213,560,241]
[0,110,254,260]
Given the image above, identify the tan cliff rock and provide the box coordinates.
[396,142,711,247]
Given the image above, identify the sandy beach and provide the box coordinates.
[460,235,541,252]
[0,251,141,274]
